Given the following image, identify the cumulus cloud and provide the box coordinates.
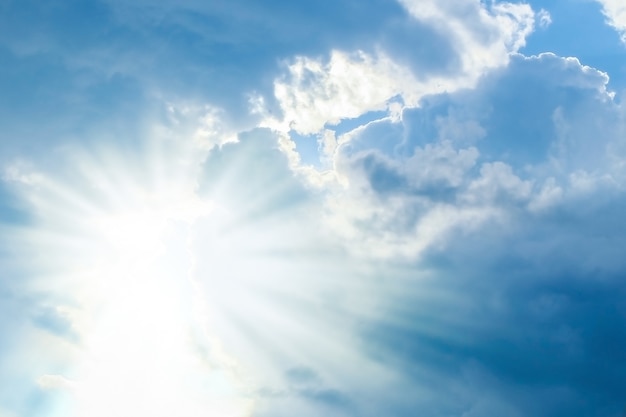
[295,48,626,416]
[265,3,537,136]
[267,51,415,135]
[258,50,626,414]
[405,141,479,189]
[228,44,626,417]
[596,0,626,43]
[397,0,535,74]
[297,52,619,261]
[259,1,541,192]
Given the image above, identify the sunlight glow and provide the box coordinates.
[6,123,385,417]
[6,135,255,417]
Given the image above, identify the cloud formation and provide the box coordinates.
[2,1,626,417]
[596,0,626,43]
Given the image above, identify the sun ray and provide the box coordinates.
[1,130,263,416]
[2,120,417,417]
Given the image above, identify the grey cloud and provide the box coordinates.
[353,202,626,415]
[299,387,354,411]
[192,122,625,417]
[337,53,621,208]
[285,366,320,385]
[305,50,626,417]
[378,16,460,77]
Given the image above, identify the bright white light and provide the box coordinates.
[5,119,395,417]
[5,133,254,417]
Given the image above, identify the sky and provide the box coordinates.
[1,0,626,416]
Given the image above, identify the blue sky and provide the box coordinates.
[2,1,626,416]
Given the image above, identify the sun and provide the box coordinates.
[6,135,254,417]
[5,120,370,417]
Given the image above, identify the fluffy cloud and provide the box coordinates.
[307,52,620,261]
[268,51,415,135]
[397,0,535,75]
[267,5,537,133]
[261,0,541,192]
[196,65,626,415]
[596,0,626,43]
[304,49,626,417]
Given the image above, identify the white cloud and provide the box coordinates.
[2,160,44,186]
[536,8,552,29]
[596,0,626,43]
[37,374,75,390]
[397,0,536,75]
[261,1,540,192]
[462,162,533,205]
[307,51,626,262]
[266,0,538,138]
[405,141,479,189]
[436,113,487,144]
[527,177,563,212]
[268,50,416,135]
